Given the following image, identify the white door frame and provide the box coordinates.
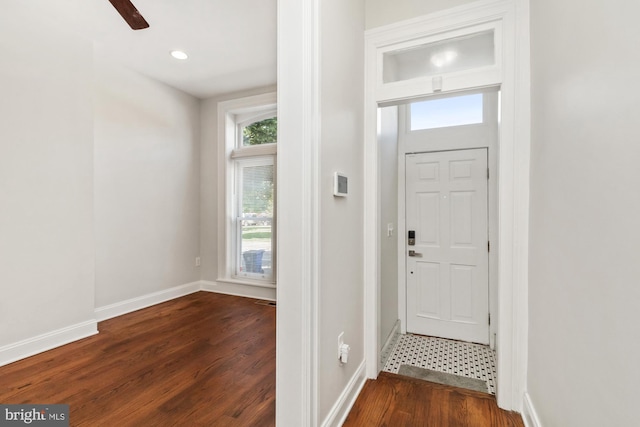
[363,0,530,411]
[276,0,320,425]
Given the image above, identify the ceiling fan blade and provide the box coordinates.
[107,0,149,30]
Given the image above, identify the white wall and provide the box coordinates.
[378,107,399,349]
[365,0,476,29]
[317,0,366,423]
[199,98,219,282]
[528,1,640,425]
[200,98,219,281]
[93,58,201,307]
[0,6,96,347]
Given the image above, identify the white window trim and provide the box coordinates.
[217,92,277,288]
[232,143,277,159]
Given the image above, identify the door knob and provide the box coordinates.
[408,250,422,257]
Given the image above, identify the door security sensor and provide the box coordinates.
[333,172,348,197]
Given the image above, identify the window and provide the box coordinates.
[218,93,277,286]
[241,116,277,147]
[235,157,275,279]
[383,30,495,84]
[410,93,483,131]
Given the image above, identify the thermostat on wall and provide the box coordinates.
[334,172,348,197]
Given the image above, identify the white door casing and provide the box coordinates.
[363,0,531,412]
[406,149,489,344]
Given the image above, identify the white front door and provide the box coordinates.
[405,148,489,344]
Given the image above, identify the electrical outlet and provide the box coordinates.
[338,332,344,359]
[195,256,201,267]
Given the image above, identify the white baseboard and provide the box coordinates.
[522,392,542,427]
[0,320,98,367]
[380,319,401,371]
[94,281,201,321]
[200,280,276,301]
[321,360,367,427]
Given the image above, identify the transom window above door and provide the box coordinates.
[410,93,483,131]
[383,30,495,84]
[374,21,502,101]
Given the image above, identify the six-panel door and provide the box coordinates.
[405,148,489,344]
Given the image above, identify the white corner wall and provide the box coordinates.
[317,0,366,424]
[528,1,640,426]
[199,98,219,282]
[93,57,201,308]
[0,5,96,355]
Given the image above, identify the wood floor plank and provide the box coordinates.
[344,372,524,427]
[0,292,275,426]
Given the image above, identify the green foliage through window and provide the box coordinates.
[242,117,277,146]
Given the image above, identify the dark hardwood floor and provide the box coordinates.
[0,292,275,426]
[2,292,524,426]
[344,372,524,427]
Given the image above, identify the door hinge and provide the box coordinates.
[487,168,490,179]
[488,241,490,252]
[488,313,491,325]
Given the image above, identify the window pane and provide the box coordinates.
[240,219,272,276]
[383,31,495,84]
[410,93,483,131]
[242,117,277,146]
[239,162,274,278]
[242,164,273,215]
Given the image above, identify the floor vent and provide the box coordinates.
[255,300,276,307]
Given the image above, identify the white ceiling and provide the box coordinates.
[35,0,277,99]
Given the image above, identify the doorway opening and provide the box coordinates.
[362,0,530,411]
[377,89,499,395]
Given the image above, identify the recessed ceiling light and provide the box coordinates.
[170,50,188,60]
